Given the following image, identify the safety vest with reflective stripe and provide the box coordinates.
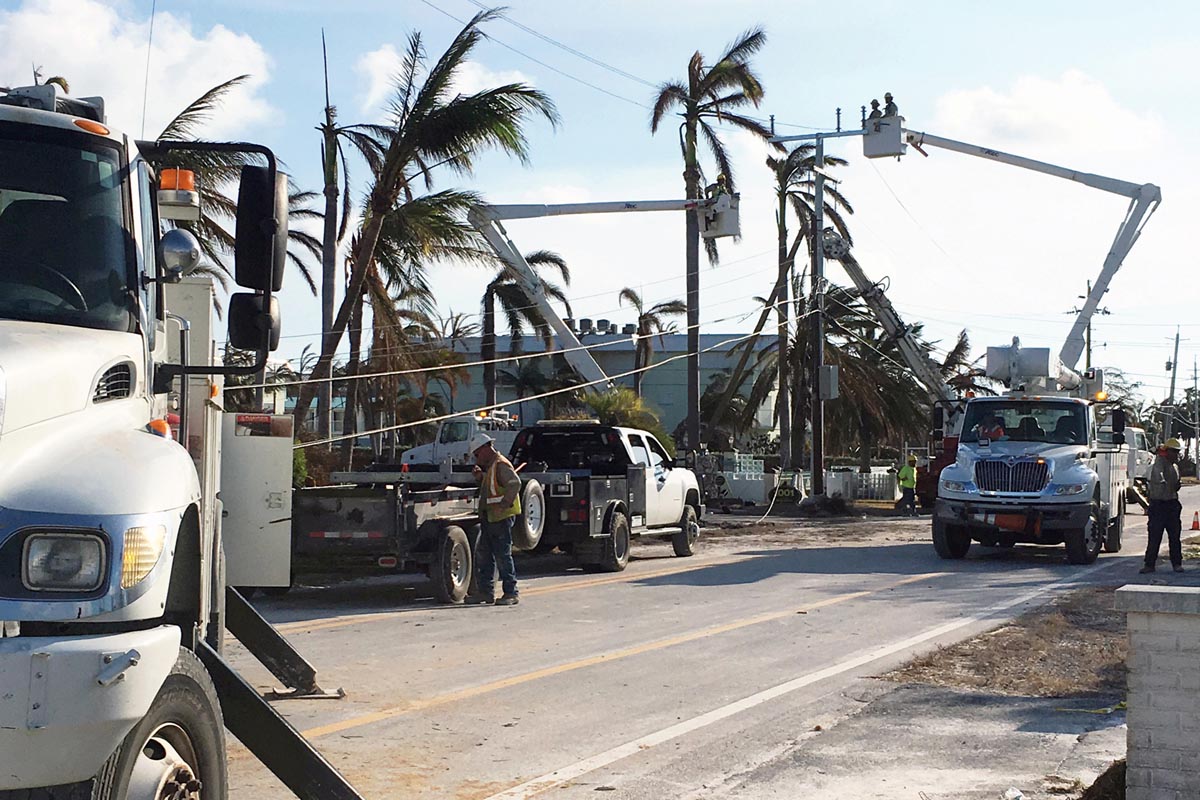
[898,465,917,489]
[484,455,522,523]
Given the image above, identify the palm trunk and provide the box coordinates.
[775,191,792,469]
[683,121,701,450]
[633,336,646,397]
[294,206,388,427]
[482,286,497,406]
[317,129,339,439]
[339,293,363,467]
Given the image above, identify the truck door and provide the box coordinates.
[438,419,473,464]
[646,435,683,525]
[626,434,661,526]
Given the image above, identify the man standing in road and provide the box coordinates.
[896,455,918,516]
[1141,438,1184,574]
[468,433,522,605]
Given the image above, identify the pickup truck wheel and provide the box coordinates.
[430,525,473,604]
[931,519,970,559]
[1065,502,1104,565]
[1104,497,1124,553]
[512,480,545,551]
[597,512,631,573]
[672,506,700,557]
[92,647,226,800]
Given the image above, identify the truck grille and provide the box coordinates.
[975,460,1049,493]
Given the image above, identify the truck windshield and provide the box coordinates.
[0,126,134,332]
[962,401,1088,445]
[510,428,631,475]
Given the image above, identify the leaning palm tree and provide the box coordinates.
[650,26,777,447]
[293,8,558,427]
[482,249,571,405]
[618,287,686,397]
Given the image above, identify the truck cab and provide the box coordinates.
[400,410,520,468]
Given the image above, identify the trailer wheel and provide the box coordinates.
[430,525,473,604]
[672,506,700,557]
[1065,501,1104,565]
[1104,497,1124,553]
[512,480,545,551]
[91,647,226,800]
[931,519,970,559]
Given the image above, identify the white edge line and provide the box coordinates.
[481,559,1122,800]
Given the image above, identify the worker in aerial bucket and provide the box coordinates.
[1141,438,1184,574]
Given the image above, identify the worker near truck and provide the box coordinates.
[468,433,522,605]
[896,455,918,516]
[1141,438,1184,574]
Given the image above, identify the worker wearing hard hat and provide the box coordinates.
[1142,438,1184,574]
[895,455,919,516]
[467,433,523,604]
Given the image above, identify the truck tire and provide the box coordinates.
[931,519,970,559]
[672,506,700,557]
[430,525,473,604]
[1104,497,1124,553]
[586,512,630,573]
[92,647,226,800]
[1065,501,1104,565]
[512,480,545,551]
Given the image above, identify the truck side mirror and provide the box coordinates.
[158,228,200,283]
[931,407,945,429]
[227,292,281,352]
[1111,408,1127,434]
[1112,432,1126,446]
[234,165,288,292]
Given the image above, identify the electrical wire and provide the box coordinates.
[295,310,818,450]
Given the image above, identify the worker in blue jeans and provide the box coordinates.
[466,433,522,605]
[1141,438,1184,574]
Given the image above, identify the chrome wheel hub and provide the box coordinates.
[128,723,203,800]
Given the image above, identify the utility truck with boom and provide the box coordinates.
[853,108,1158,563]
[0,84,363,799]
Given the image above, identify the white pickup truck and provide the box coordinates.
[508,421,704,571]
[401,411,521,468]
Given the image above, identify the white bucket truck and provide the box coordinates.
[0,85,363,798]
[933,338,1129,564]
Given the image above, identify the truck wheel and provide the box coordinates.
[90,647,226,800]
[1104,497,1124,553]
[672,506,700,557]
[512,480,545,551]
[597,512,631,573]
[1066,502,1103,565]
[430,525,473,604]
[931,519,971,559]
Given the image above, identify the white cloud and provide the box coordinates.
[355,45,532,115]
[0,0,275,139]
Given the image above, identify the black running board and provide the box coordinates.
[197,640,365,800]
[225,587,343,699]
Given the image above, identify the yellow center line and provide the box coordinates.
[297,571,947,740]
[274,553,754,635]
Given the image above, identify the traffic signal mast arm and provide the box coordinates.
[902,129,1162,371]
[467,197,735,394]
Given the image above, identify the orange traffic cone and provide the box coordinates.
[1191,511,1199,531]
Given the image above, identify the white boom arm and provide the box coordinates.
[902,129,1162,370]
[467,196,738,393]
[822,236,960,417]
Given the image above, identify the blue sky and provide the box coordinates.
[3,0,1197,407]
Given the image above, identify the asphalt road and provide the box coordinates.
[227,486,1200,799]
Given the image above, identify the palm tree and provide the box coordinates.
[482,249,571,405]
[585,387,675,456]
[498,360,547,424]
[292,8,558,427]
[650,26,777,447]
[618,287,686,397]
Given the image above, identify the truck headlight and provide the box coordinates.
[22,533,106,592]
[1053,484,1088,496]
[941,480,967,492]
[121,525,167,588]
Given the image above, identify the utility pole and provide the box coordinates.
[1193,356,1198,464]
[1065,280,1109,371]
[810,136,826,495]
[1165,326,1181,440]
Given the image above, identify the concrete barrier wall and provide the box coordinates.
[1115,585,1200,799]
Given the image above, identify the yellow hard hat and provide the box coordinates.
[1165,437,1182,450]
[907,455,917,463]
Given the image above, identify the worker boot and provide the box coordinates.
[496,594,520,606]
[465,594,495,605]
